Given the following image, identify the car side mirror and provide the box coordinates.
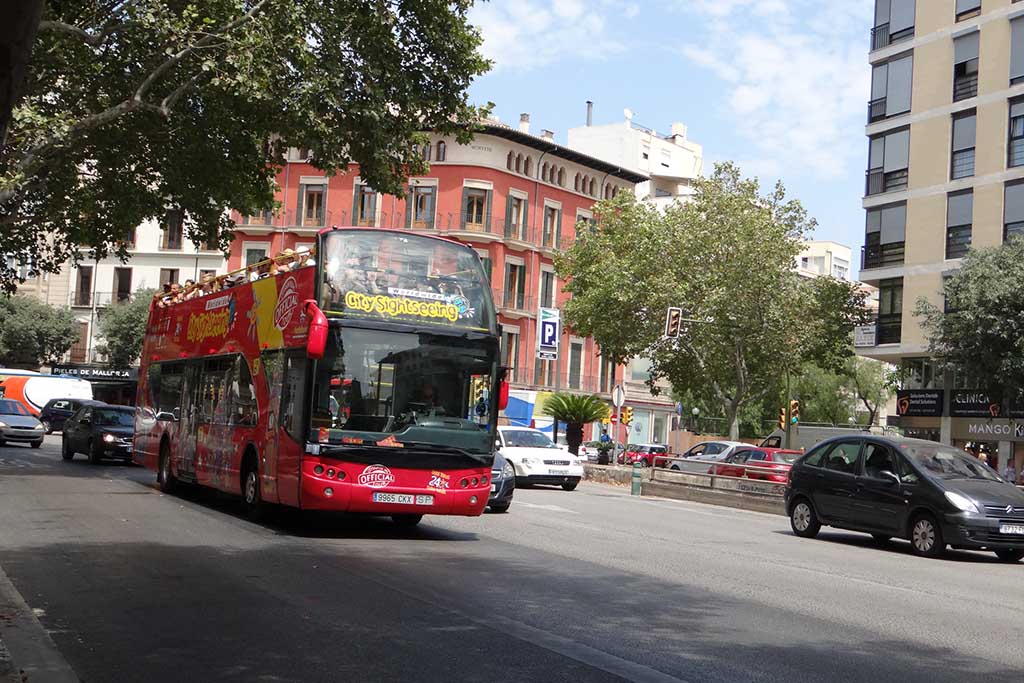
[878,470,899,486]
[172,407,181,421]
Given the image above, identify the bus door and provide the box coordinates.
[176,363,201,480]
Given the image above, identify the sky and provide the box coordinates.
[467,0,875,264]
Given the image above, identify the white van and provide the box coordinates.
[760,426,873,452]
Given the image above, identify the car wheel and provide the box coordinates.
[909,513,945,558]
[61,437,73,461]
[158,444,177,494]
[488,503,510,514]
[995,549,1024,563]
[392,514,423,528]
[670,464,680,471]
[640,458,649,468]
[789,498,821,539]
[561,479,579,492]
[88,439,102,464]
[30,439,42,449]
[41,420,52,434]
[871,534,892,544]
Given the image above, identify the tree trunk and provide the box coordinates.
[566,423,584,456]
[0,0,43,149]
[724,402,741,440]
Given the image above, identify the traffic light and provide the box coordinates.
[777,407,786,431]
[665,307,683,338]
[472,377,488,403]
[622,407,634,426]
[789,400,800,425]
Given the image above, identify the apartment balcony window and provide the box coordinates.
[298,184,326,227]
[159,268,179,287]
[953,32,979,102]
[1004,180,1024,242]
[352,184,374,227]
[74,265,93,306]
[503,263,527,310]
[540,270,555,309]
[505,195,527,240]
[161,209,183,250]
[461,187,490,232]
[864,202,906,268]
[408,185,435,229]
[867,129,909,195]
[955,0,981,22]
[871,0,915,50]
[534,358,555,389]
[542,206,561,248]
[877,278,903,345]
[568,342,583,390]
[946,190,973,259]
[869,53,913,123]
[950,110,976,180]
[1009,99,1024,168]
[113,267,132,303]
[1012,17,1024,85]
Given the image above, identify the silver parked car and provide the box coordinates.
[668,440,747,472]
[0,399,46,448]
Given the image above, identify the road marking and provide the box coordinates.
[515,502,579,514]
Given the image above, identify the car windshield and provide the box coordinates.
[904,443,1002,481]
[503,430,557,448]
[95,409,134,427]
[771,451,802,464]
[0,400,29,416]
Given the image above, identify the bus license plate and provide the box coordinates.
[999,524,1024,535]
[372,492,433,506]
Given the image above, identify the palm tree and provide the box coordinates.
[541,393,610,456]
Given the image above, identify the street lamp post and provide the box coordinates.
[691,407,700,433]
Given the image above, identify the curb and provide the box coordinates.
[0,565,78,682]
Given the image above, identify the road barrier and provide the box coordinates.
[650,455,789,498]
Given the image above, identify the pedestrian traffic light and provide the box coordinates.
[778,407,786,431]
[665,307,683,338]
[622,407,634,426]
[789,400,800,425]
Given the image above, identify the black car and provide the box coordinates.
[39,398,101,434]
[487,451,515,513]
[61,403,135,464]
[786,435,1024,562]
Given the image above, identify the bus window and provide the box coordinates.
[230,356,257,426]
[198,357,233,424]
[156,362,184,421]
[280,352,308,444]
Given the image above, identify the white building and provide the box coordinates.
[67,212,226,365]
[795,240,853,281]
[568,104,703,211]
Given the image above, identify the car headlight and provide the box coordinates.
[33,423,44,430]
[520,457,534,467]
[945,491,979,514]
[503,461,514,479]
[103,433,116,443]
[0,421,7,428]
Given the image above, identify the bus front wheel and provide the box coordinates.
[158,444,177,494]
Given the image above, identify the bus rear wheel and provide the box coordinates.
[242,455,267,522]
[392,514,423,529]
[158,444,177,494]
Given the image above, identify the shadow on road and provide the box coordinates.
[771,529,1008,564]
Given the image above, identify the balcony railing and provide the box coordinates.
[862,242,905,270]
[506,369,613,394]
[866,168,908,196]
[953,73,978,102]
[871,23,913,51]
[877,313,902,345]
[1009,138,1024,168]
[492,289,535,313]
[951,148,975,179]
[868,98,887,123]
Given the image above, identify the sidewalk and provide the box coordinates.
[0,565,78,682]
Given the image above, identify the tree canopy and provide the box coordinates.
[0,0,491,292]
[918,238,1024,406]
[556,163,871,439]
[0,296,78,367]
[96,289,155,369]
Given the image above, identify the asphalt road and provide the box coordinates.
[2,436,1023,682]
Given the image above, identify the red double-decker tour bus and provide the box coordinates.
[134,227,504,526]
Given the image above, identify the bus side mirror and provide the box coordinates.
[498,379,509,411]
[304,300,328,360]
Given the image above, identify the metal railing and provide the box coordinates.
[876,313,902,345]
[953,73,978,102]
[72,291,134,308]
[861,242,905,269]
[868,98,887,123]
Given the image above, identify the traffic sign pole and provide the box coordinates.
[612,383,625,463]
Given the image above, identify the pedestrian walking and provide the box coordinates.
[1004,461,1018,484]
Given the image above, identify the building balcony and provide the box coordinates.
[868,98,887,124]
[72,291,134,308]
[876,313,902,345]
[507,369,613,395]
[861,242,905,270]
[492,290,535,316]
[870,23,913,51]
[866,168,908,196]
[953,73,978,102]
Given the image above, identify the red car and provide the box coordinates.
[707,447,803,483]
[618,444,669,467]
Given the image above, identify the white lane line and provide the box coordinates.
[514,501,579,514]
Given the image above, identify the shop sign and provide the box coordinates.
[952,419,1024,443]
[853,324,876,348]
[896,390,943,417]
[950,391,1024,418]
[51,364,139,381]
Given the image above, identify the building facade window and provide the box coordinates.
[243,244,267,267]
[503,262,526,310]
[523,157,531,176]
[901,358,943,390]
[867,128,910,195]
[479,256,492,282]
[436,141,446,161]
[422,143,431,162]
[540,270,555,309]
[872,0,915,51]
[542,205,561,248]
[869,52,913,122]
[75,265,93,306]
[1009,98,1024,167]
[953,31,979,102]
[568,342,583,390]
[299,184,326,227]
[159,268,179,287]
[515,154,522,173]
[574,173,580,192]
[462,187,489,231]
[507,152,514,171]
[598,355,615,393]
[877,277,903,344]
[864,202,907,268]
[352,184,375,227]
[588,178,596,196]
[113,267,132,302]
[505,194,527,240]
[832,258,850,280]
[534,358,554,388]
[162,210,183,250]
[1004,180,1024,241]
[955,0,981,22]
[557,167,565,187]
[946,190,973,259]
[1012,17,1024,85]
[502,330,520,383]
[410,185,435,229]
[950,110,976,179]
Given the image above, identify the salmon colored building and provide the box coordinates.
[227,118,647,442]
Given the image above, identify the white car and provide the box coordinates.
[497,426,584,491]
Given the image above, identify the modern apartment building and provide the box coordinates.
[567,105,703,210]
[860,0,1024,468]
[796,241,854,280]
[225,118,680,444]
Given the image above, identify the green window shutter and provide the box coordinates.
[295,185,306,226]
[521,200,529,240]
[405,186,413,228]
[460,187,469,229]
[555,209,563,246]
[485,190,493,231]
[368,191,377,225]
[351,185,360,224]
[504,194,513,238]
[425,188,435,229]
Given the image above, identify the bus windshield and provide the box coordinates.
[311,326,499,457]
[319,230,496,334]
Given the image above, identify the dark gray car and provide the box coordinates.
[0,399,45,448]
[786,435,1024,562]
[61,404,135,464]
[488,451,515,513]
